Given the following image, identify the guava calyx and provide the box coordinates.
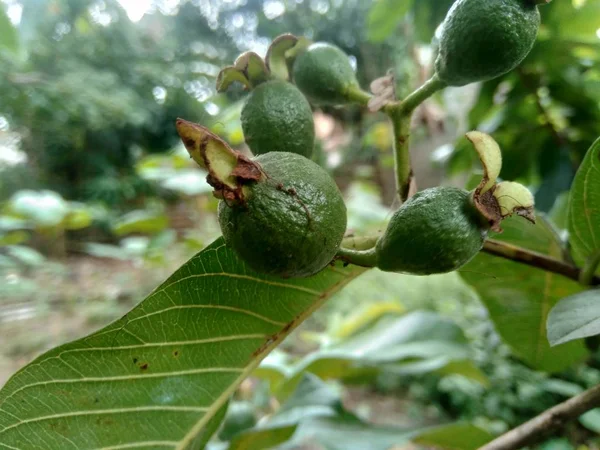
[175,118,263,203]
[466,131,535,232]
[217,34,307,92]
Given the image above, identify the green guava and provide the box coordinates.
[241,80,315,158]
[292,42,359,105]
[435,0,541,87]
[376,187,489,275]
[219,152,347,278]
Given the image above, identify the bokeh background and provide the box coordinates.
[1,0,600,448]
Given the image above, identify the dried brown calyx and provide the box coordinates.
[466,131,536,232]
[175,118,263,204]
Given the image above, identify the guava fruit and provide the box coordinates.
[292,42,359,105]
[435,0,541,87]
[218,151,347,278]
[376,187,489,275]
[241,80,315,158]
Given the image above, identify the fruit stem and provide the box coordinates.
[345,85,372,106]
[389,74,446,116]
[336,246,378,268]
[384,74,446,202]
[579,250,600,286]
[389,112,413,202]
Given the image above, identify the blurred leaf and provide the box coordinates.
[276,312,486,399]
[0,216,29,231]
[7,190,69,228]
[367,0,413,42]
[549,192,570,231]
[0,238,365,448]
[331,302,406,339]
[538,438,575,450]
[283,416,410,450]
[227,424,297,450]
[161,169,212,196]
[4,245,45,267]
[219,402,256,441]
[461,216,588,372]
[579,408,600,433]
[413,0,455,43]
[411,423,494,450]
[82,242,133,261]
[63,205,93,230]
[547,289,600,346]
[0,230,29,246]
[0,5,18,52]
[568,137,600,267]
[112,210,169,236]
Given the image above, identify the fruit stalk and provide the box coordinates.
[336,246,378,268]
[385,75,446,202]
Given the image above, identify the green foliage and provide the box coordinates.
[0,238,363,448]
[461,216,588,372]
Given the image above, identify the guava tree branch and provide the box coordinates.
[482,239,600,286]
[480,383,600,450]
[385,75,446,202]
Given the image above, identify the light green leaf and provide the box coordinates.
[0,238,364,448]
[367,0,414,42]
[547,289,600,346]
[112,209,169,236]
[227,424,297,450]
[461,216,589,372]
[7,190,69,228]
[579,408,600,433]
[411,422,494,450]
[568,137,600,267]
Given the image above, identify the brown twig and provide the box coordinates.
[479,384,600,450]
[482,239,600,286]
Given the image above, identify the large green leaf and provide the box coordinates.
[0,238,365,449]
[547,289,600,346]
[461,216,588,372]
[568,137,600,267]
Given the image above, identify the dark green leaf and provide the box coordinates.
[227,424,297,450]
[0,238,365,448]
[461,216,588,372]
[568,137,600,266]
[411,422,494,450]
[547,289,600,346]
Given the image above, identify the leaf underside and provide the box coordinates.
[0,238,365,449]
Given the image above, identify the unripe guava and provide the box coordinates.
[435,0,541,87]
[376,187,489,275]
[219,152,347,278]
[292,42,359,106]
[241,80,315,158]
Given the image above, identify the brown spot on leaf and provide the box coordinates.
[139,363,149,371]
[173,350,180,357]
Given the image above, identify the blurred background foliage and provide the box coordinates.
[1,0,600,448]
